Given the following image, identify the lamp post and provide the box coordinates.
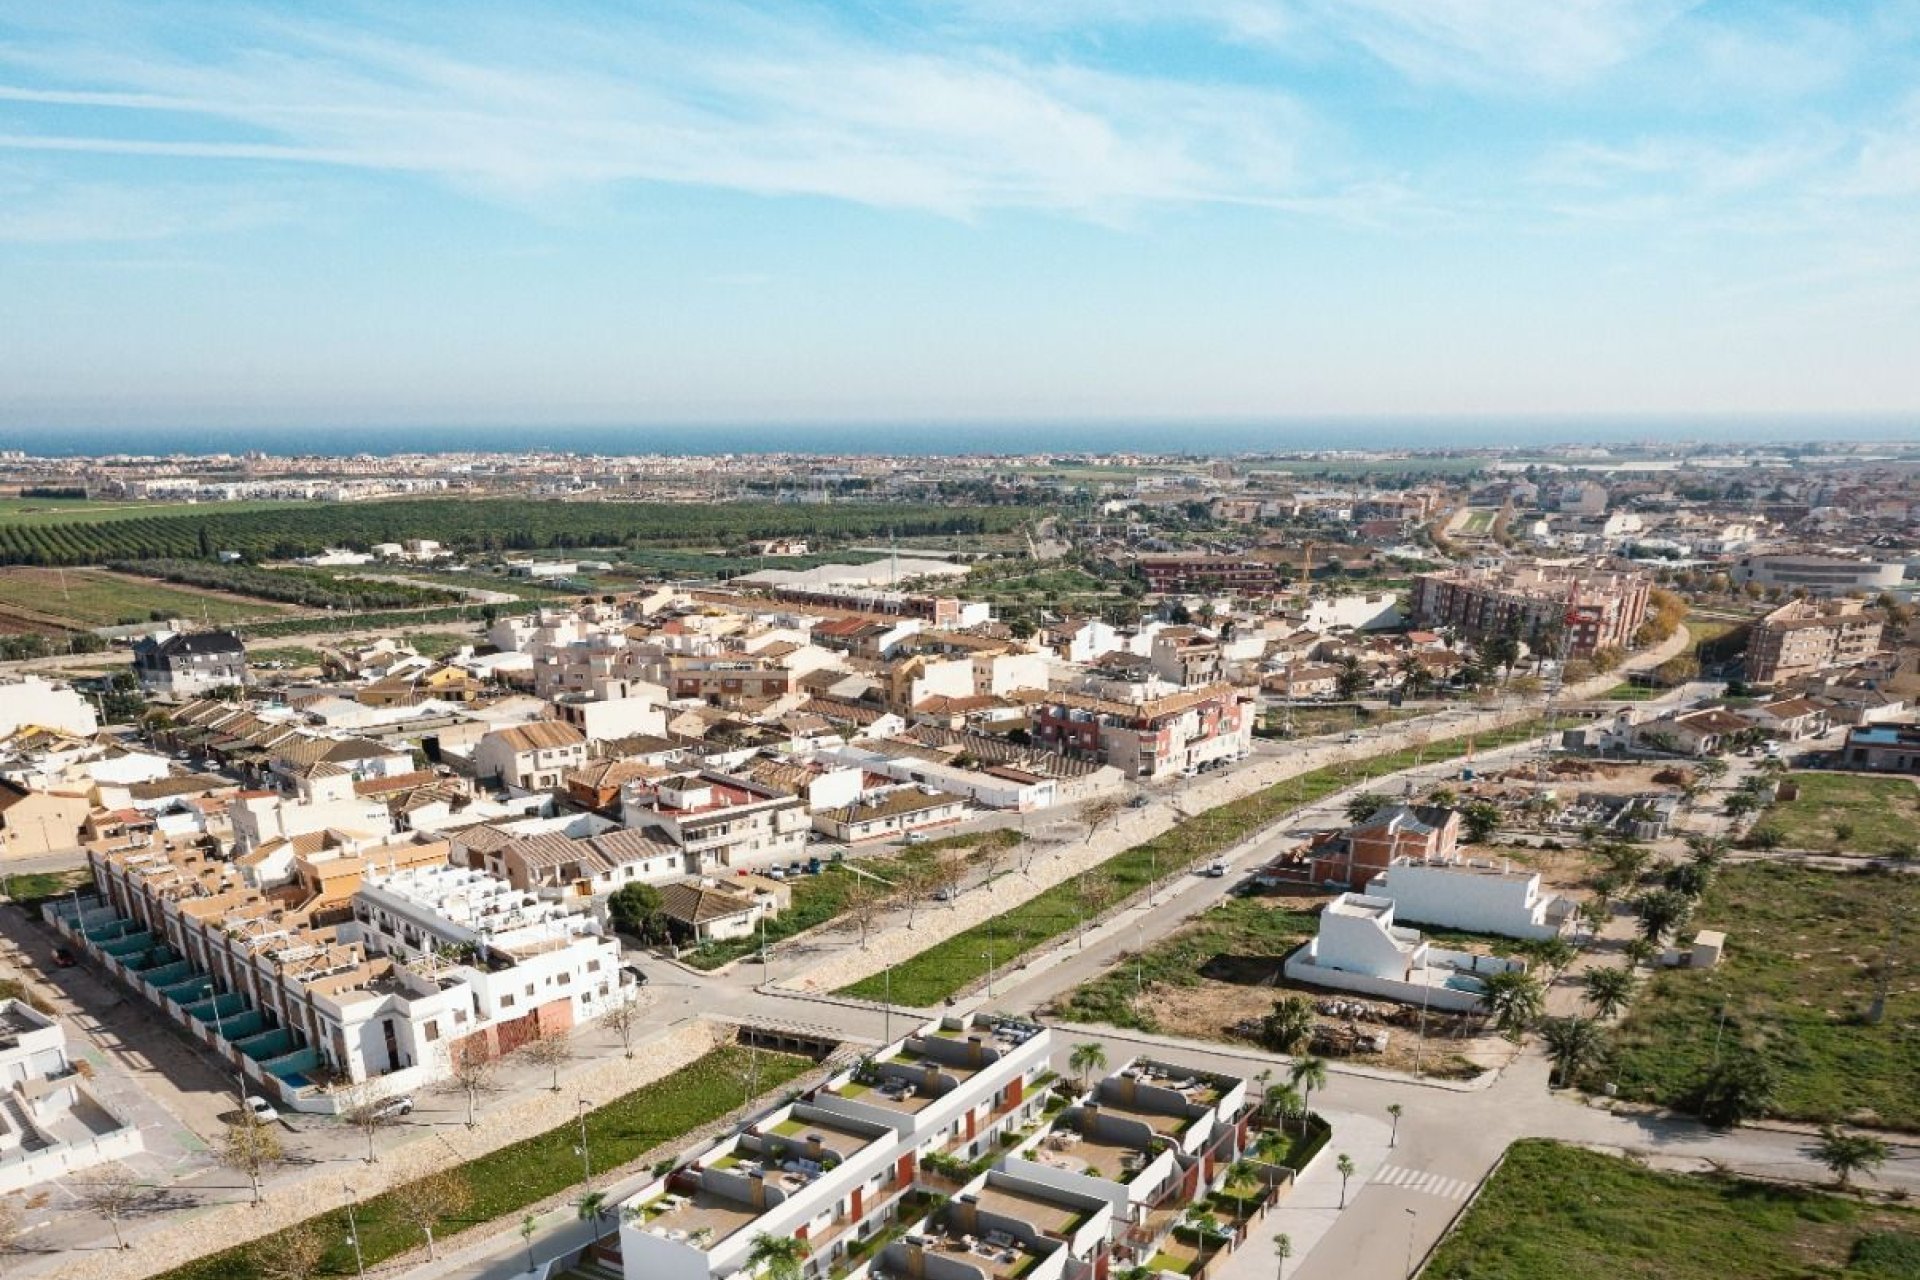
[982,951,995,1000]
[343,1185,367,1279]
[575,1099,592,1188]
[1404,1207,1419,1279]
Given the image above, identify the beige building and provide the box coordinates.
[1744,598,1884,686]
[0,782,91,860]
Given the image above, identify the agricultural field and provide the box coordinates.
[0,497,1037,567]
[0,566,294,632]
[0,496,318,526]
[1758,773,1920,856]
[1600,864,1919,1130]
[1426,1140,1918,1280]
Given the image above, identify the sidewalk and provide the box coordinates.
[1210,1111,1395,1280]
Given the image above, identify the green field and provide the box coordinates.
[1599,864,1919,1130]
[0,497,320,526]
[0,567,291,630]
[1425,1140,1919,1280]
[155,1044,811,1280]
[1601,682,1664,701]
[840,715,1550,1006]
[1761,773,1920,855]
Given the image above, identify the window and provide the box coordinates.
[424,1022,440,1042]
[501,993,515,1008]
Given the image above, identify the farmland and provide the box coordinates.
[0,497,1038,566]
[1425,1140,1918,1280]
[0,567,294,632]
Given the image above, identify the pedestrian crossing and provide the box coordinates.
[1372,1164,1476,1201]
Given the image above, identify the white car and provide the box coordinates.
[243,1095,280,1125]
[1201,860,1229,878]
[372,1095,414,1120]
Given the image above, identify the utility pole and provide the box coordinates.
[1868,907,1903,1025]
[343,1186,367,1278]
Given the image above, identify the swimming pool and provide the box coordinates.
[1444,973,1489,994]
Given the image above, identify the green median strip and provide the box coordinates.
[155,1044,811,1280]
[838,715,1547,1007]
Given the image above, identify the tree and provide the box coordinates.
[1722,792,1758,821]
[220,1114,285,1205]
[1335,656,1368,700]
[1814,1127,1890,1190]
[1591,646,1624,674]
[1386,1103,1403,1149]
[896,862,939,929]
[1694,757,1729,782]
[392,1169,473,1261]
[839,870,893,949]
[1744,824,1784,851]
[600,986,645,1060]
[1336,1153,1356,1208]
[1582,966,1636,1019]
[607,883,666,942]
[1693,1055,1774,1129]
[1622,937,1659,971]
[339,1081,401,1164]
[1481,969,1545,1040]
[1460,800,1501,843]
[1685,834,1729,868]
[251,1221,327,1280]
[927,854,965,908]
[520,1214,539,1275]
[578,1190,611,1231]
[1074,870,1113,947]
[1069,1041,1108,1089]
[523,1030,575,1092]
[1288,1056,1328,1119]
[79,1167,144,1249]
[1262,1082,1303,1132]
[1079,795,1126,844]
[1273,1232,1293,1280]
[1663,861,1713,899]
[1539,1015,1607,1089]
[1345,793,1390,825]
[442,1045,502,1128]
[746,1230,810,1280]
[1259,996,1316,1055]
[1635,888,1693,942]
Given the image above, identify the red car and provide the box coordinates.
[51,946,76,968]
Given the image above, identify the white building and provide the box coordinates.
[1296,593,1405,633]
[0,1000,144,1193]
[1363,856,1573,941]
[0,677,98,738]
[620,771,810,871]
[1284,893,1525,1013]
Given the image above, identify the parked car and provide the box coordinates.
[50,946,76,968]
[243,1095,281,1125]
[372,1095,414,1120]
[1127,794,1153,809]
[621,963,650,986]
[1202,860,1229,878]
[932,885,959,902]
[903,831,929,845]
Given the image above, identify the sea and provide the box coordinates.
[0,415,1914,459]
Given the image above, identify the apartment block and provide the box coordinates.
[1409,563,1651,658]
[1744,598,1884,685]
[621,770,811,871]
[1029,683,1253,780]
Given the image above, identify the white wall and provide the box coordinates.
[0,678,97,737]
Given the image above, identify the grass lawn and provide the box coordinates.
[1761,773,1920,855]
[1601,682,1663,701]
[249,645,326,667]
[1,869,90,903]
[1598,864,1919,1130]
[0,567,291,629]
[839,715,1549,1006]
[154,1044,811,1280]
[1263,705,1423,738]
[1425,1140,1920,1279]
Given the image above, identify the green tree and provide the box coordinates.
[1386,1103,1403,1148]
[607,883,667,942]
[1481,969,1545,1040]
[1344,793,1390,825]
[745,1231,811,1280]
[1460,800,1501,843]
[1259,996,1315,1055]
[1288,1056,1328,1119]
[1273,1232,1293,1280]
[1814,1127,1890,1190]
[1582,967,1636,1019]
[1693,1055,1774,1129]
[1663,861,1713,899]
[1635,888,1694,942]
[1069,1040,1108,1090]
[1539,1015,1607,1088]
[1336,1153,1356,1208]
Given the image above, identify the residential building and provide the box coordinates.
[616,1013,1054,1280]
[1409,563,1651,657]
[0,676,98,738]
[1738,697,1830,741]
[1841,723,1920,773]
[1283,892,1525,1012]
[1028,683,1253,780]
[0,781,90,859]
[0,1000,144,1193]
[1744,598,1884,686]
[1309,804,1460,893]
[1364,856,1573,941]
[1148,627,1223,686]
[813,786,970,843]
[132,630,247,697]
[472,721,589,791]
[655,877,778,944]
[621,770,810,871]
[1135,555,1280,594]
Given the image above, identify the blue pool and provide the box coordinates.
[1445,973,1489,994]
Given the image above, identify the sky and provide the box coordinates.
[1,0,1918,432]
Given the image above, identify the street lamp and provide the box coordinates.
[575,1099,592,1187]
[982,950,996,1000]
[1404,1207,1419,1279]
[343,1185,367,1278]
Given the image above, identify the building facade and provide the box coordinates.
[1409,564,1650,658]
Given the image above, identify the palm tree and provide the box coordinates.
[1538,1016,1607,1089]
[1068,1041,1108,1090]
[1288,1056,1328,1120]
[1263,1082,1304,1133]
[1635,888,1694,942]
[1622,937,1659,971]
[577,1191,609,1236]
[1685,834,1729,869]
[1694,1055,1774,1129]
[1273,1232,1293,1280]
[1385,1103,1403,1149]
[1260,996,1315,1054]
[1336,1153,1356,1208]
[1481,969,1545,1040]
[1582,967,1636,1019]
[1814,1127,1890,1190]
[745,1232,810,1280]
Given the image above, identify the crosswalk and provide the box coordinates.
[1372,1164,1477,1201]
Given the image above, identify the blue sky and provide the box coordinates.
[1,0,1917,431]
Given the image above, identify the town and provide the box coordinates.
[0,444,1915,1280]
